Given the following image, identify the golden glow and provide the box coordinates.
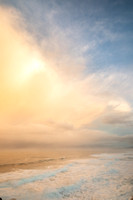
[0,6,112,145]
[16,57,45,85]
[0,6,131,149]
[28,58,44,73]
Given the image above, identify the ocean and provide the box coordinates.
[0,149,133,200]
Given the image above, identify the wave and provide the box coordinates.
[0,157,65,168]
[0,152,133,200]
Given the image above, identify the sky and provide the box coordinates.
[0,0,133,149]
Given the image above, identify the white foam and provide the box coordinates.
[0,152,133,200]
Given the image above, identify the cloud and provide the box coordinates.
[103,112,133,126]
[0,4,133,149]
[0,6,107,128]
[0,123,132,149]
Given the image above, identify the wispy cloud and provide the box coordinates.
[0,1,133,149]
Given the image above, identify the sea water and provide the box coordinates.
[0,151,133,200]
